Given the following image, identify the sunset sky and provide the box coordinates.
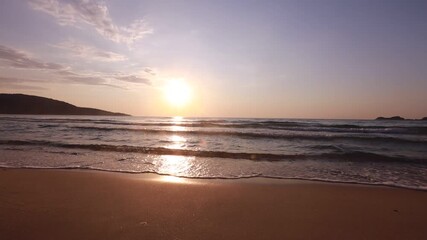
[0,0,426,118]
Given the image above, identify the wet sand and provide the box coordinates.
[0,169,426,240]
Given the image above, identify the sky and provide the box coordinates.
[0,0,426,119]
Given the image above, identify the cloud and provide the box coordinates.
[0,76,48,83]
[57,70,104,84]
[0,44,65,70]
[143,67,156,76]
[0,76,48,90]
[29,0,153,45]
[53,40,127,62]
[0,83,47,90]
[56,69,125,88]
[0,44,108,86]
[0,44,151,88]
[115,75,151,85]
[58,70,150,86]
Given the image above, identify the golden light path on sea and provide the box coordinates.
[158,116,195,184]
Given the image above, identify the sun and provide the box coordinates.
[163,80,191,107]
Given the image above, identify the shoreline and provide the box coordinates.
[1,168,426,240]
[1,166,426,191]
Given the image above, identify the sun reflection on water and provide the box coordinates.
[157,116,195,183]
[166,135,186,149]
[171,125,186,132]
[171,116,186,132]
[159,155,191,173]
[160,175,188,184]
[172,116,183,122]
[156,154,195,184]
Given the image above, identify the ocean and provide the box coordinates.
[0,115,426,190]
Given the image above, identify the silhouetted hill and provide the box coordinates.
[375,116,405,121]
[422,117,427,121]
[0,94,129,116]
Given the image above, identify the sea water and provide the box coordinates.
[0,115,426,189]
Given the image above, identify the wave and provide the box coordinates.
[0,164,425,191]
[69,126,426,144]
[75,121,427,135]
[2,116,427,135]
[1,140,425,164]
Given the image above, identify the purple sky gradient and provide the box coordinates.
[0,0,426,118]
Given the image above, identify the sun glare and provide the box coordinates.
[164,80,191,107]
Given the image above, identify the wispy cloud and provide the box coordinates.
[0,44,152,88]
[0,76,48,90]
[0,76,48,83]
[58,70,151,87]
[143,67,156,76]
[53,40,127,62]
[56,69,105,85]
[29,0,153,45]
[0,44,65,70]
[0,83,47,90]
[115,75,151,85]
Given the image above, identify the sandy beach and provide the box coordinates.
[0,169,426,240]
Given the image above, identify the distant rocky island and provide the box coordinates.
[375,116,427,121]
[375,116,405,121]
[0,94,129,116]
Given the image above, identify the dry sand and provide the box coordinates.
[0,169,426,240]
